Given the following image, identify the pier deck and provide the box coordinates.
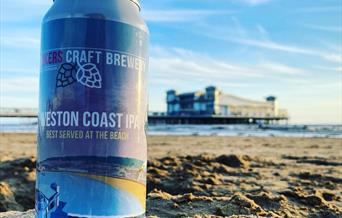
[0,112,288,125]
[148,115,288,125]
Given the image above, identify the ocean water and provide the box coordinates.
[0,117,38,133]
[0,117,341,138]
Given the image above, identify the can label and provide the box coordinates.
[36,18,148,218]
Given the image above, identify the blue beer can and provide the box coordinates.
[36,0,148,217]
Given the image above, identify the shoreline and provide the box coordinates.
[1,121,342,139]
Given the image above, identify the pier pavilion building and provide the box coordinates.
[166,86,287,118]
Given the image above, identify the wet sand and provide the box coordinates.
[0,133,341,217]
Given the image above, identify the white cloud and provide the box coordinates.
[322,53,342,64]
[219,37,342,64]
[1,36,40,49]
[313,66,342,73]
[143,9,233,22]
[0,0,50,22]
[149,46,307,88]
[256,24,269,38]
[229,0,274,6]
[319,41,342,53]
[0,96,38,108]
[294,6,342,13]
[0,76,38,107]
[189,17,342,64]
[303,24,342,33]
[257,62,306,75]
[150,47,258,83]
[0,68,38,74]
[5,0,50,6]
[233,38,312,54]
[241,0,273,6]
[0,76,38,93]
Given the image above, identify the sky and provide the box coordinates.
[0,0,341,124]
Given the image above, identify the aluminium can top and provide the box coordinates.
[52,0,141,10]
[129,0,140,10]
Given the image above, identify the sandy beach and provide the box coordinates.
[0,133,341,217]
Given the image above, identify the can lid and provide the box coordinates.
[52,0,141,11]
[129,0,141,11]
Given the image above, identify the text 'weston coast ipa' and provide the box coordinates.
[36,0,149,217]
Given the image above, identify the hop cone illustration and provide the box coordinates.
[56,63,77,87]
[76,63,102,88]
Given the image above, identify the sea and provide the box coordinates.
[1,117,341,138]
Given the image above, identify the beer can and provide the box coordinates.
[36,0,149,217]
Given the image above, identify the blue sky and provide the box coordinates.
[0,0,341,124]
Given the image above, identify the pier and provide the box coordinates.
[0,108,37,118]
[148,114,288,125]
[0,108,289,125]
[0,113,37,118]
[0,112,288,125]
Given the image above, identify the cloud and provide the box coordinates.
[149,46,307,88]
[303,24,342,33]
[0,96,38,108]
[143,9,233,22]
[1,36,40,49]
[322,53,342,64]
[0,0,50,22]
[229,0,274,6]
[257,62,306,75]
[211,36,342,64]
[0,68,37,74]
[0,76,38,93]
[256,24,269,38]
[233,38,312,54]
[187,17,341,64]
[4,0,50,6]
[150,46,259,81]
[319,41,342,53]
[240,0,273,6]
[294,6,342,13]
[0,75,38,108]
[245,39,342,64]
[313,66,342,73]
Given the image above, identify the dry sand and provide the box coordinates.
[0,133,341,217]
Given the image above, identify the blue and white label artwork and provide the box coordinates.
[36,18,148,218]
